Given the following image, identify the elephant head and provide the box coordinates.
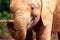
[10,0,41,40]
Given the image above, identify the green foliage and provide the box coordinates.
[0,0,11,35]
[0,0,10,12]
[0,0,10,20]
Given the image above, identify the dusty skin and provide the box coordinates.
[8,0,60,40]
[10,0,41,40]
[33,0,60,40]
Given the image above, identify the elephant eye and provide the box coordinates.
[31,6,34,10]
[31,5,35,10]
[11,11,13,13]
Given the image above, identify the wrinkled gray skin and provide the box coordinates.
[10,0,42,40]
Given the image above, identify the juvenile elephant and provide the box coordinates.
[10,0,41,40]
[8,0,56,40]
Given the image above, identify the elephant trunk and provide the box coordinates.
[14,11,30,40]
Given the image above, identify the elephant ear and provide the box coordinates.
[41,0,57,27]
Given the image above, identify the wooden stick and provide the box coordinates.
[0,20,14,23]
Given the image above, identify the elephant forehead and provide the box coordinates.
[10,0,42,17]
[10,1,31,13]
[10,0,41,9]
[27,0,41,7]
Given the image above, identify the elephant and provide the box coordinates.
[8,0,57,40]
[10,0,42,40]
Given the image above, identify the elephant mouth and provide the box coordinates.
[27,16,35,30]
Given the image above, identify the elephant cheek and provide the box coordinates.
[14,13,30,40]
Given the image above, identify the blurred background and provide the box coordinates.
[0,0,12,39]
[0,0,10,20]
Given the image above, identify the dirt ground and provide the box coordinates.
[0,34,58,40]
